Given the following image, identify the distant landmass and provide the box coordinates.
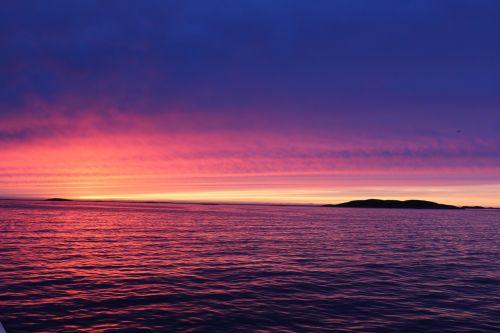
[324,199,461,209]
[38,197,495,209]
[461,206,490,210]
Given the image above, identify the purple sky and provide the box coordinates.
[1,1,500,205]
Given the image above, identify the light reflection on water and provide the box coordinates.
[1,200,499,332]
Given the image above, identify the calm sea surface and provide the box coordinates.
[0,200,499,332]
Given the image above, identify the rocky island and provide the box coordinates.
[324,199,461,209]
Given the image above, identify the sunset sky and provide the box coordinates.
[1,1,500,206]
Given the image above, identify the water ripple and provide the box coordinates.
[1,201,499,332]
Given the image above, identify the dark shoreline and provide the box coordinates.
[0,197,497,210]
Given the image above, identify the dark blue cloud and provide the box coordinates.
[1,0,500,137]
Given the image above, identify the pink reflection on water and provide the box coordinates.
[1,200,499,332]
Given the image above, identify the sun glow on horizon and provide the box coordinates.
[2,125,499,207]
[60,183,500,207]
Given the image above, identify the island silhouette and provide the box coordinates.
[40,198,494,209]
[324,199,461,209]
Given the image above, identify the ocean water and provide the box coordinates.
[0,200,499,332]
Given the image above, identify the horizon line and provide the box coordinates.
[0,197,497,209]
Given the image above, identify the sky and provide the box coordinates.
[1,0,500,206]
